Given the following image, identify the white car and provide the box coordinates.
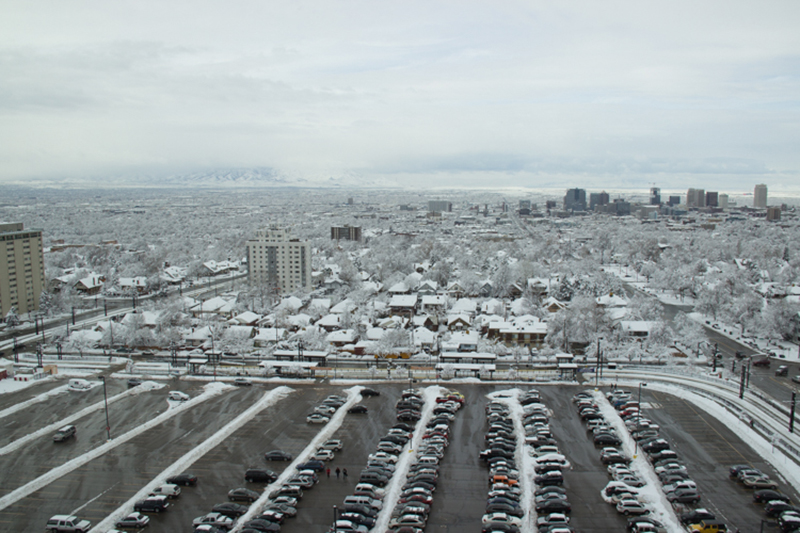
[616,500,649,516]
[306,414,330,424]
[168,391,190,402]
[368,452,398,464]
[149,483,181,498]
[481,512,522,527]
[313,449,335,461]
[321,439,343,451]
[192,512,235,529]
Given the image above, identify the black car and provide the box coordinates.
[296,460,326,472]
[228,488,260,502]
[361,388,380,397]
[264,450,293,461]
[242,519,280,532]
[348,405,368,414]
[594,434,622,446]
[166,473,198,486]
[754,489,790,503]
[133,496,169,513]
[536,498,572,514]
[211,502,249,518]
[127,378,143,388]
[485,503,524,517]
[680,509,716,525]
[765,502,800,517]
[245,469,278,483]
[641,440,670,453]
[342,503,378,518]
[535,486,567,497]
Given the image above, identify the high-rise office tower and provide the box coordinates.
[754,184,768,208]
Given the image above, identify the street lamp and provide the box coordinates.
[99,376,111,440]
[333,505,338,532]
[595,337,603,386]
[634,382,647,456]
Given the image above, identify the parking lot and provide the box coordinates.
[0,378,796,532]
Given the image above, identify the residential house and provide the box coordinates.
[75,273,104,295]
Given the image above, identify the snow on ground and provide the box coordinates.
[0,383,69,419]
[0,381,165,456]
[0,382,232,513]
[91,385,292,533]
[593,391,683,533]
[0,375,55,395]
[229,385,364,532]
[487,388,537,533]
[372,385,444,533]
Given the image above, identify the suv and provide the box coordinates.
[133,495,170,513]
[46,515,91,532]
[776,365,789,376]
[53,425,77,443]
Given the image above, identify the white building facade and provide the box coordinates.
[246,228,312,294]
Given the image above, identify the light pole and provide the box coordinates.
[333,505,338,532]
[634,382,647,456]
[595,337,603,386]
[99,376,111,440]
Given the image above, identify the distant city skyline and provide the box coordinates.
[1,1,799,191]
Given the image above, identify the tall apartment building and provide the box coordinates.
[719,194,729,209]
[0,222,45,317]
[686,188,705,208]
[705,191,718,207]
[754,184,768,208]
[246,228,311,294]
[331,226,362,242]
[767,206,781,221]
[564,188,587,211]
[427,201,452,213]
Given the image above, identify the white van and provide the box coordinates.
[68,379,92,391]
[417,455,439,465]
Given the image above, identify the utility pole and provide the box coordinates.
[790,391,797,433]
[739,362,747,399]
[595,337,602,387]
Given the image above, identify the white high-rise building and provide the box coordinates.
[246,228,311,294]
[754,184,768,208]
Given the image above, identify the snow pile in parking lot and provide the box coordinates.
[0,380,165,456]
[230,385,364,531]
[487,388,538,533]
[371,385,444,533]
[92,385,293,533]
[593,391,683,533]
[0,381,234,513]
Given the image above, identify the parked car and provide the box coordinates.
[348,405,368,414]
[361,388,380,396]
[45,515,91,532]
[307,413,330,424]
[211,502,249,518]
[245,469,278,483]
[149,483,181,499]
[192,513,235,530]
[680,509,716,525]
[228,488,260,502]
[234,378,252,386]
[133,495,169,513]
[321,440,344,451]
[776,365,789,376]
[114,512,150,529]
[166,473,198,486]
[754,489,790,503]
[264,450,293,461]
[168,391,190,401]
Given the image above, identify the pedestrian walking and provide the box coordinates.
[343,468,348,480]
[335,467,340,479]
[326,468,331,478]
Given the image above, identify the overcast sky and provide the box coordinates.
[1,1,799,191]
